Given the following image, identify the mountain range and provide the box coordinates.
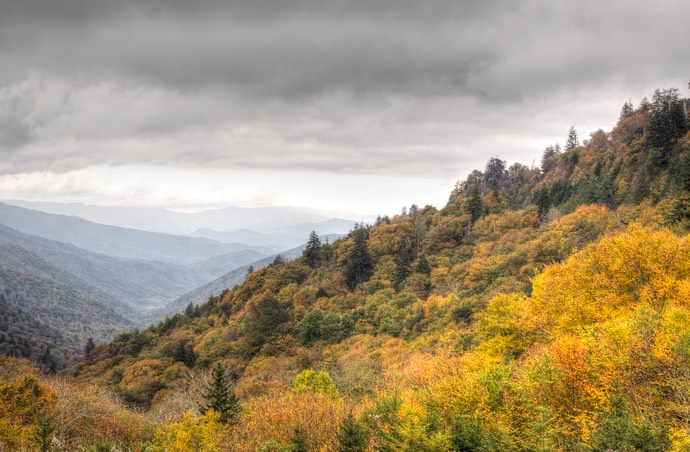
[0,201,360,361]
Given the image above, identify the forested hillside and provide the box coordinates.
[1,87,689,451]
[0,243,134,341]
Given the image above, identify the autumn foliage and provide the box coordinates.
[2,87,690,450]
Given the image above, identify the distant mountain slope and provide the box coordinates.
[191,228,287,248]
[186,248,269,279]
[0,202,268,264]
[192,218,360,248]
[0,244,133,342]
[0,224,268,317]
[0,294,79,371]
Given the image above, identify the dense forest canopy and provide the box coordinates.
[1,87,690,450]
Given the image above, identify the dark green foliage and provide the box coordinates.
[32,414,55,452]
[450,415,495,452]
[337,412,369,452]
[394,238,413,290]
[298,310,324,345]
[620,99,634,119]
[184,302,202,318]
[172,340,197,367]
[468,187,484,224]
[244,294,289,347]
[156,314,181,335]
[451,303,474,324]
[290,425,309,452]
[84,337,95,359]
[588,396,670,452]
[648,88,687,152]
[541,144,561,174]
[110,330,151,357]
[415,255,431,276]
[303,231,322,269]
[375,215,392,225]
[199,363,240,424]
[484,157,507,193]
[272,254,286,266]
[344,224,373,291]
[565,126,579,151]
[38,347,56,374]
[368,392,404,451]
[535,186,552,222]
[298,309,355,345]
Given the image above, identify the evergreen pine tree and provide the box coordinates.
[484,156,507,193]
[619,99,634,119]
[344,224,373,290]
[84,337,95,359]
[468,187,484,224]
[336,412,369,452]
[415,255,431,276]
[272,254,286,266]
[39,346,56,374]
[393,238,413,290]
[32,414,55,452]
[303,231,322,269]
[540,144,561,174]
[536,186,552,222]
[200,363,240,424]
[565,126,579,151]
[290,425,309,452]
[648,87,687,152]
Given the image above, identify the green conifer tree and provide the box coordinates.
[415,255,431,276]
[468,187,484,224]
[84,337,95,359]
[200,363,240,424]
[565,126,579,151]
[344,224,373,290]
[303,231,322,269]
[336,412,369,452]
[290,425,309,452]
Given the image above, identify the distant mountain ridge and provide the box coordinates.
[2,200,373,236]
[191,218,359,248]
[0,223,267,317]
[0,202,270,264]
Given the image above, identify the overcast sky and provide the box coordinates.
[0,0,688,214]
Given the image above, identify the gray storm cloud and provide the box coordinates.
[0,0,688,177]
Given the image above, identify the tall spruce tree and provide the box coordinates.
[393,238,413,290]
[84,337,95,359]
[648,87,687,152]
[344,224,373,291]
[565,126,579,151]
[468,187,484,224]
[336,412,369,452]
[619,99,634,119]
[484,156,507,193]
[540,144,561,174]
[200,363,240,424]
[303,231,322,269]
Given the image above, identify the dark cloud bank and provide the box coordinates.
[0,0,688,177]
